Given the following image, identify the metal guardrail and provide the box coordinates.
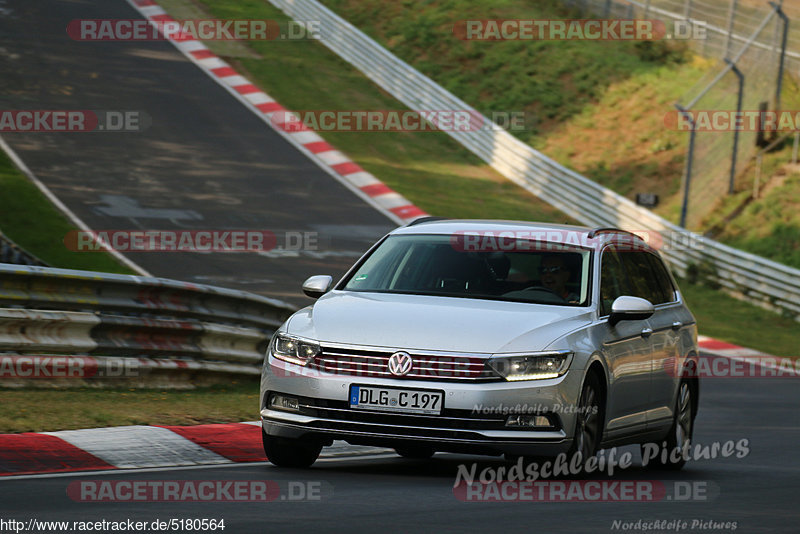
[0,233,47,267]
[269,0,800,320]
[0,263,296,387]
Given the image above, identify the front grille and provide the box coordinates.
[310,344,498,382]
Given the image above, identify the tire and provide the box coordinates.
[262,429,322,468]
[394,445,435,459]
[642,380,694,471]
[568,372,603,464]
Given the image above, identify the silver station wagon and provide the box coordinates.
[260,219,699,469]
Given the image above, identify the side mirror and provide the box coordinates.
[609,296,654,326]
[302,275,333,299]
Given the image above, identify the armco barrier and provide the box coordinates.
[269,0,800,320]
[0,263,296,387]
[0,233,47,267]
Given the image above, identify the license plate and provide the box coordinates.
[349,385,444,415]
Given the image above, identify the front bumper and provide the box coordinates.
[261,357,583,457]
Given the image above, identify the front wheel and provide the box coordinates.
[262,429,322,468]
[642,380,694,470]
[568,373,603,463]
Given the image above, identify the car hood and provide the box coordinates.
[286,291,593,354]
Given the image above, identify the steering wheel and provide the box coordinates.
[518,285,568,301]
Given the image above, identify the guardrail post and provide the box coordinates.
[684,0,693,19]
[727,60,745,194]
[675,104,696,228]
[644,0,651,19]
[604,0,612,18]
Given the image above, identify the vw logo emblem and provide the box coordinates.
[387,352,413,377]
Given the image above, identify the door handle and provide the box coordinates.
[672,321,682,330]
[641,328,653,338]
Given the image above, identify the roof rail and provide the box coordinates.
[404,216,449,227]
[586,227,644,240]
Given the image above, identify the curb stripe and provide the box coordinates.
[43,426,231,469]
[160,423,267,463]
[0,433,114,476]
[305,141,334,154]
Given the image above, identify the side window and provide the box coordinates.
[645,254,677,304]
[618,250,662,304]
[599,248,626,316]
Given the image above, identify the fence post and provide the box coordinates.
[793,132,800,164]
[604,0,612,18]
[753,153,763,199]
[728,60,745,194]
[771,3,789,112]
[724,0,738,59]
[684,0,693,19]
[675,104,696,228]
[644,0,651,19]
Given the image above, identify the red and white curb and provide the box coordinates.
[125,0,427,226]
[697,336,777,359]
[0,421,391,477]
[697,335,795,375]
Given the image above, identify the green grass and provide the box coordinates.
[679,280,799,358]
[0,383,259,433]
[0,151,133,274]
[707,146,800,270]
[324,0,691,141]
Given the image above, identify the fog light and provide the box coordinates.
[505,414,550,428]
[269,393,300,413]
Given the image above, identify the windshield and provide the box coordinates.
[342,234,591,305]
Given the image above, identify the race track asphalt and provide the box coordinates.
[1,371,797,533]
[0,0,396,307]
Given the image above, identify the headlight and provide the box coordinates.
[487,351,573,381]
[270,333,320,366]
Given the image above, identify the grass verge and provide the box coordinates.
[0,383,259,433]
[0,150,134,274]
[679,280,799,358]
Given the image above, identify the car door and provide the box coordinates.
[599,246,654,439]
[640,253,690,432]
[616,250,686,433]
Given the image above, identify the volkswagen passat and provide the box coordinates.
[260,219,699,469]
